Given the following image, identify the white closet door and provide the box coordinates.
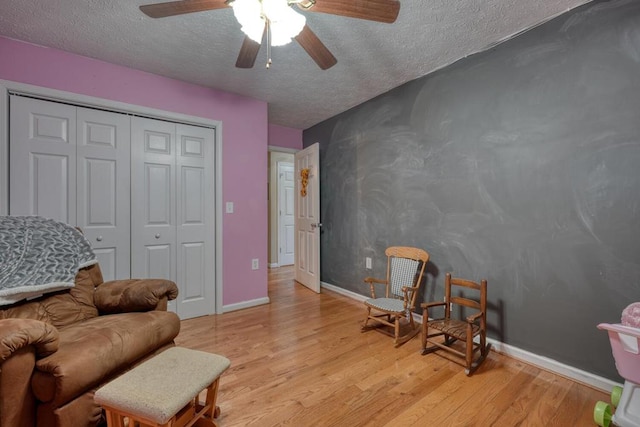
[76,107,131,281]
[131,117,177,288]
[9,96,77,223]
[176,124,215,319]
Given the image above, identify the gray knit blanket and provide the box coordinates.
[0,216,97,306]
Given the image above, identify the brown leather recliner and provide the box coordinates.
[0,263,181,427]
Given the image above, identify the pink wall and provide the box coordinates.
[268,124,302,150]
[0,36,267,308]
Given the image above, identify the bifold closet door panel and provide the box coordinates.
[9,96,131,281]
[131,116,177,284]
[76,107,131,280]
[175,124,215,318]
[9,96,77,223]
[131,117,216,319]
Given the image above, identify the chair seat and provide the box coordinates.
[429,318,479,340]
[364,297,404,313]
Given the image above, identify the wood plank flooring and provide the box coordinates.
[175,266,607,426]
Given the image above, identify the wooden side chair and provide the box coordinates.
[362,246,429,347]
[421,272,490,375]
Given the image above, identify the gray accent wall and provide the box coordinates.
[303,0,640,380]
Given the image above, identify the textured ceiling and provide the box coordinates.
[0,0,592,129]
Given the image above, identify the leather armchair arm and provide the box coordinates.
[0,318,59,362]
[94,278,179,314]
[0,319,59,427]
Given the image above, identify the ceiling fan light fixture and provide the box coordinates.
[230,0,306,46]
[230,0,264,43]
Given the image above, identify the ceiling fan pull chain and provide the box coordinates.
[266,19,272,69]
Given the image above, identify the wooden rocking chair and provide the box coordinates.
[361,246,429,347]
[421,272,490,375]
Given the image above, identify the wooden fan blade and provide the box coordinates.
[303,0,400,23]
[295,25,337,70]
[236,27,265,68]
[140,0,228,18]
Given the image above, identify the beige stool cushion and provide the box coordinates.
[95,347,230,424]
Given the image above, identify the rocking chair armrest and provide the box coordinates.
[466,311,483,323]
[401,285,419,307]
[363,277,387,285]
[401,285,419,293]
[421,301,446,320]
[363,277,387,299]
[420,301,446,309]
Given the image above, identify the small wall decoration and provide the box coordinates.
[300,168,310,197]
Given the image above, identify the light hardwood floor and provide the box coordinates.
[175,266,607,426]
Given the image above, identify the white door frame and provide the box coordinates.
[0,79,224,314]
[267,147,296,268]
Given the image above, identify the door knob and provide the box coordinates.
[311,223,323,229]
[155,233,161,239]
[96,236,103,242]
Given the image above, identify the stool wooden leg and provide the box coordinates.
[192,378,221,427]
[104,410,126,427]
[204,378,220,419]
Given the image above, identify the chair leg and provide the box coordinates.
[421,322,430,354]
[444,334,456,346]
[361,307,371,331]
[481,332,487,356]
[393,317,400,346]
[465,334,473,376]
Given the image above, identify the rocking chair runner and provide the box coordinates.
[421,272,490,375]
[361,246,429,347]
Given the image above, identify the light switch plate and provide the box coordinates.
[226,202,234,213]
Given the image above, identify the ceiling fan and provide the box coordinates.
[139,0,400,70]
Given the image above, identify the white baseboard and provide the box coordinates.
[223,297,270,313]
[322,281,367,302]
[320,281,620,393]
[269,263,280,268]
[487,339,621,392]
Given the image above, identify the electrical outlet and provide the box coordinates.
[226,202,234,213]
[251,258,259,270]
[365,257,372,269]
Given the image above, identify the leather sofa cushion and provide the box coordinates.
[32,310,180,406]
[0,265,102,328]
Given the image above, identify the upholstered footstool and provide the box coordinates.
[95,347,230,427]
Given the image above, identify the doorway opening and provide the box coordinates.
[268,149,295,267]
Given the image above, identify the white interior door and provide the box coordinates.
[175,123,215,318]
[76,107,131,281]
[9,96,77,223]
[131,117,177,292]
[131,117,215,319]
[294,143,321,293]
[278,162,295,266]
